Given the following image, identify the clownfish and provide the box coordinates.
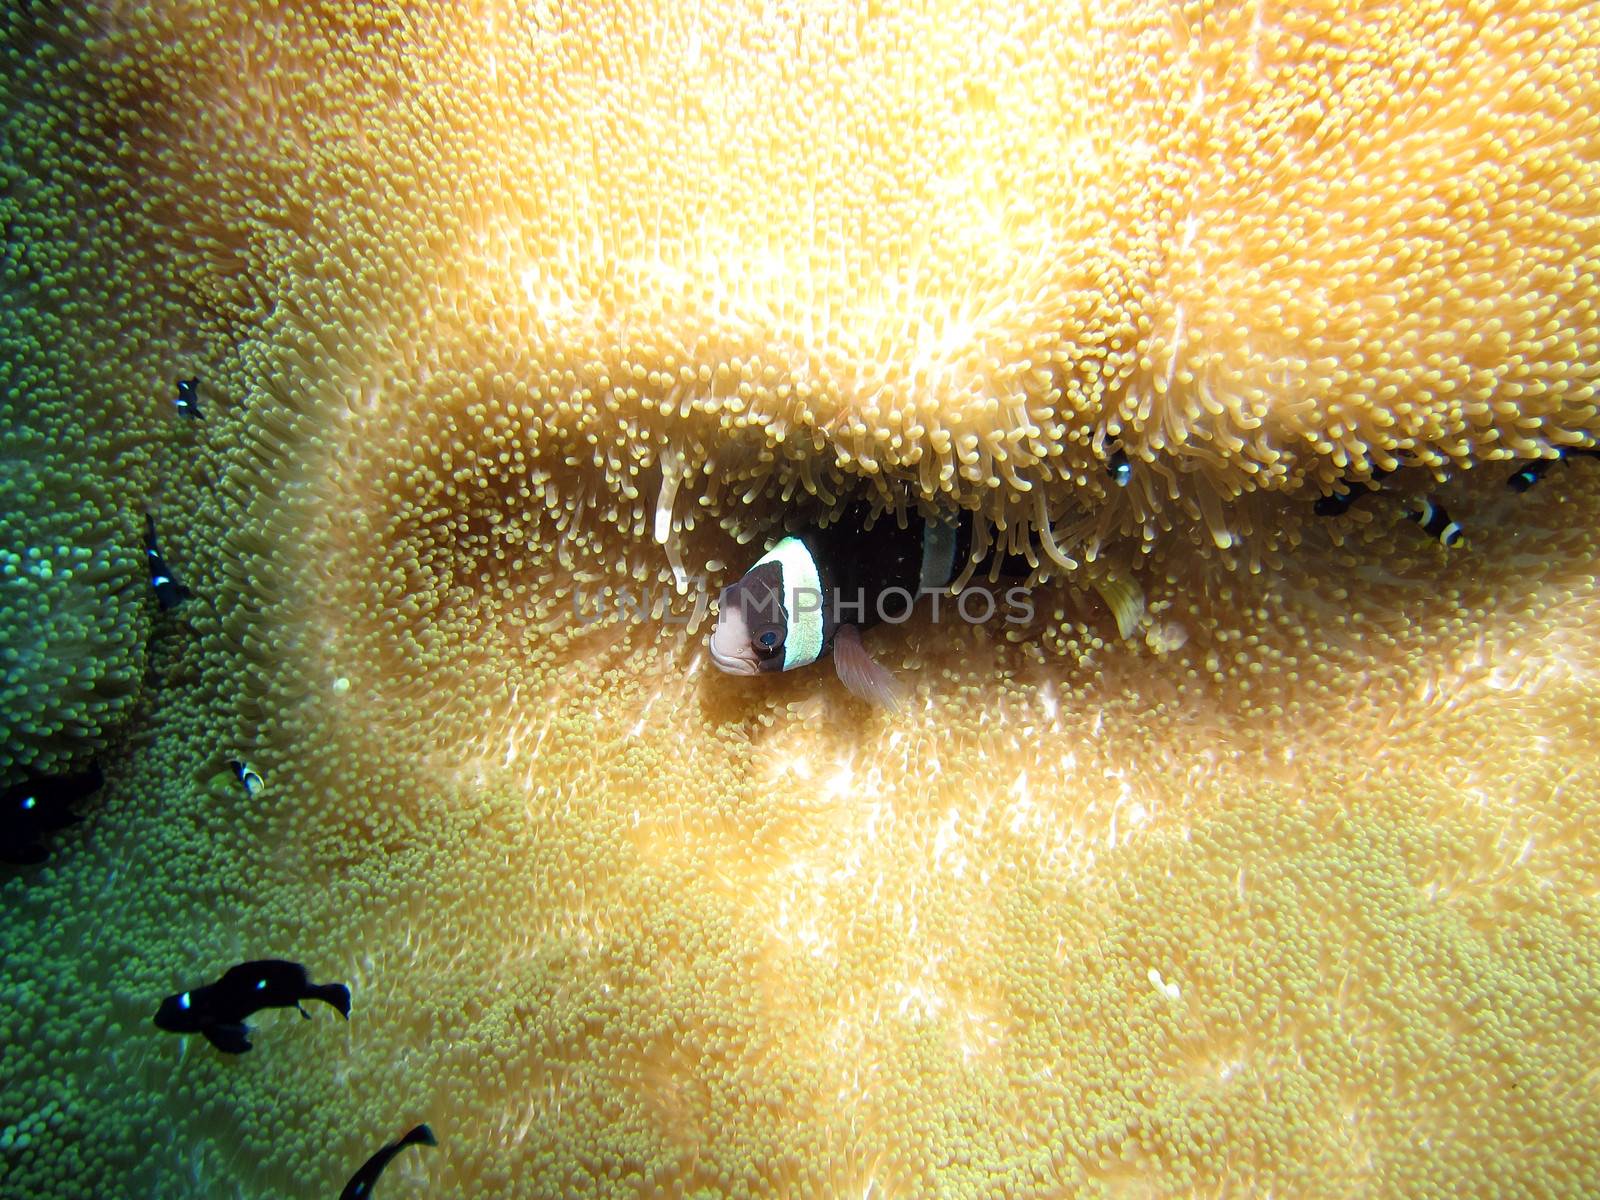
[1405,497,1464,547]
[153,959,351,1054]
[174,377,202,419]
[710,505,1029,711]
[340,1124,436,1200]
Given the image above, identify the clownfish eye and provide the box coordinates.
[758,631,778,649]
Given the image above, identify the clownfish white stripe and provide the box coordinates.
[752,537,824,670]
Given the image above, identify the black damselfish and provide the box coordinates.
[1313,488,1366,517]
[1506,448,1600,493]
[1,765,104,865]
[153,959,351,1053]
[143,513,192,611]
[340,1124,436,1200]
[1106,448,1132,487]
[1313,467,1394,517]
[1506,458,1555,493]
[174,377,202,419]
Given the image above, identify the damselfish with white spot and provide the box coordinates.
[143,512,192,611]
[0,765,103,866]
[1506,447,1600,492]
[1313,466,1394,516]
[710,503,1028,711]
[1106,447,1132,487]
[173,377,202,419]
[153,959,350,1053]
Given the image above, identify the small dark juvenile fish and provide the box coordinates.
[1506,448,1600,492]
[1405,497,1464,547]
[153,959,351,1053]
[1,766,104,865]
[174,377,202,419]
[1313,488,1366,517]
[1106,448,1132,487]
[229,759,264,798]
[1506,458,1554,493]
[340,1124,436,1200]
[143,513,192,611]
[1314,467,1394,517]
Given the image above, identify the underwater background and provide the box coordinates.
[4,1,1600,1196]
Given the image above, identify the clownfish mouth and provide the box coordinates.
[709,644,759,675]
[709,610,761,675]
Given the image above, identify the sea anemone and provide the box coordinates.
[0,445,142,778]
[3,2,1599,1197]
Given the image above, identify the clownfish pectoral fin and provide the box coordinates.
[832,624,905,713]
